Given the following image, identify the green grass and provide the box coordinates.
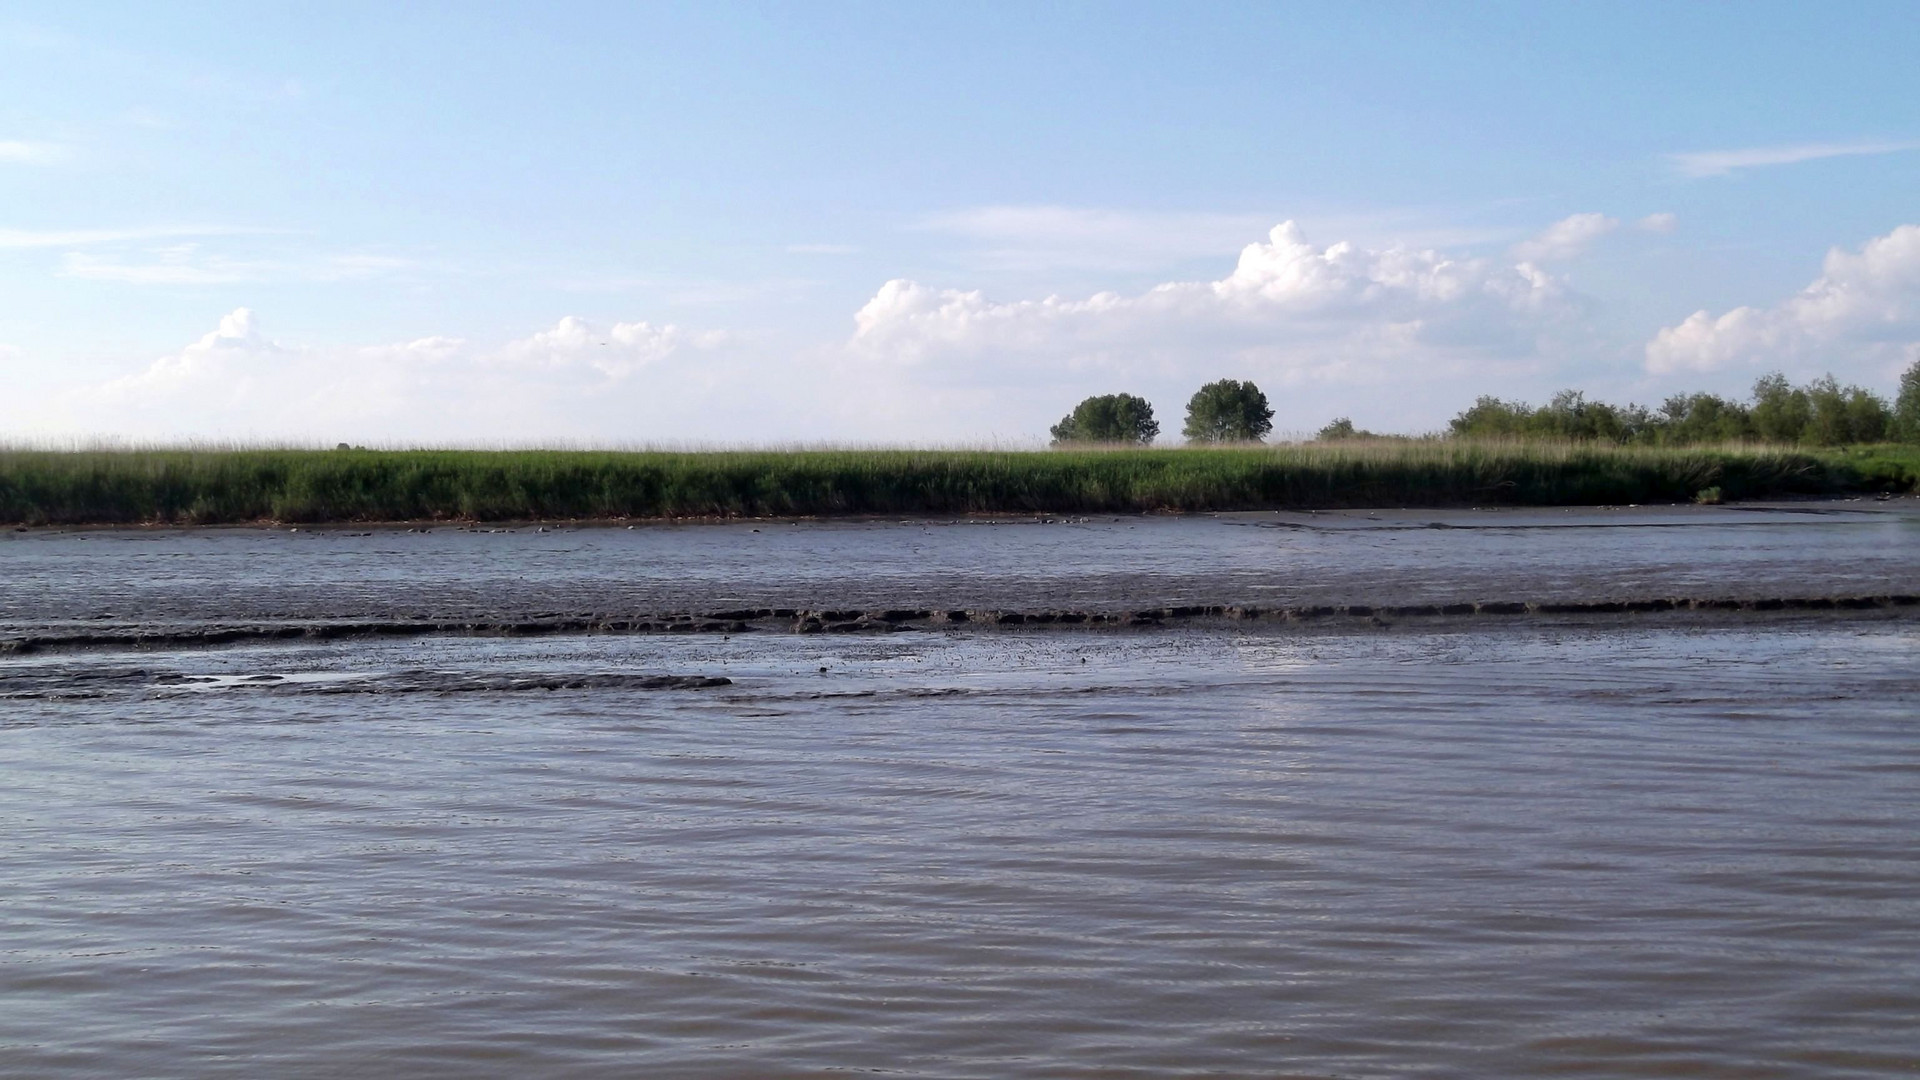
[0,441,1914,526]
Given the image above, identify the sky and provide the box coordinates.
[2,1,1918,445]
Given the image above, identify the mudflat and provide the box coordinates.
[3,498,1916,648]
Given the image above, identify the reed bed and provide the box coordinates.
[0,442,1913,525]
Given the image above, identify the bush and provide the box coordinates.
[1315,417,1401,441]
[1183,379,1274,443]
[1049,393,1160,446]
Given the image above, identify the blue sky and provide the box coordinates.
[3,1,1917,443]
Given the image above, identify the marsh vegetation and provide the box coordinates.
[1,441,1912,525]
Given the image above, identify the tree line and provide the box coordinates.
[1421,363,1920,446]
[1055,360,1920,447]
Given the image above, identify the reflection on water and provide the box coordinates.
[4,625,1918,1078]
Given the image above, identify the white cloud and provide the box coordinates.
[857,220,1574,358]
[1,219,1616,444]
[1636,213,1678,234]
[493,314,727,379]
[918,204,1512,275]
[22,309,768,444]
[847,220,1593,434]
[1511,213,1619,262]
[1668,140,1920,179]
[0,139,66,164]
[1645,223,1920,376]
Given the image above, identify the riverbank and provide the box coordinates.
[2,442,1916,525]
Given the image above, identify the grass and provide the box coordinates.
[0,441,1915,526]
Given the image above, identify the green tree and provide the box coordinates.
[1182,379,1274,443]
[1448,395,1530,437]
[1894,357,1920,443]
[1750,373,1812,442]
[1049,393,1159,446]
[1783,374,1888,445]
[1658,392,1754,443]
[1841,385,1890,444]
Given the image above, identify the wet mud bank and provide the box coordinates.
[0,667,731,701]
[5,592,1917,655]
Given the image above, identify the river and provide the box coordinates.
[3,501,1917,1077]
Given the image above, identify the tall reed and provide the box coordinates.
[0,441,1911,525]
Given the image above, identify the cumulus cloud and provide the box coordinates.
[32,309,749,443]
[920,205,1278,270]
[857,220,1575,361]
[1645,224,1920,376]
[845,220,1596,434]
[1636,213,1678,234]
[105,307,285,391]
[3,218,1622,444]
[1511,213,1619,262]
[1668,140,1920,179]
[493,315,726,379]
[918,204,1513,275]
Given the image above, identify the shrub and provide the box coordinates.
[1315,417,1402,441]
[1182,379,1274,443]
[1049,393,1160,446]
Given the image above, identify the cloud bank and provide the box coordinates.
[5,216,1647,443]
[27,308,750,444]
[1645,224,1920,377]
[852,221,1586,416]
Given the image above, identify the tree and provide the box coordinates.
[1448,395,1530,437]
[1182,379,1274,443]
[1895,357,1920,444]
[1659,392,1753,443]
[1049,393,1159,446]
[1750,373,1811,442]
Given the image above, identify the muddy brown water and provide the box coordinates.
[3,502,1918,1078]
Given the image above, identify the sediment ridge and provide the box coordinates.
[5,593,1916,654]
